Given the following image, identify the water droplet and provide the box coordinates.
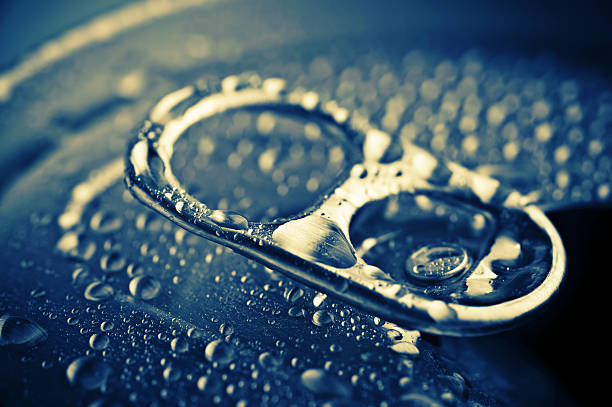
[313,292,327,308]
[197,376,208,391]
[129,275,161,300]
[288,306,305,318]
[209,210,248,230]
[57,233,96,261]
[0,314,48,348]
[100,252,126,273]
[437,373,468,401]
[84,281,114,302]
[329,343,342,353]
[29,288,46,298]
[283,287,304,303]
[300,368,351,397]
[219,323,234,336]
[89,333,110,350]
[72,267,91,286]
[126,263,145,278]
[312,310,334,327]
[90,210,123,234]
[100,321,114,332]
[399,393,442,407]
[205,339,234,365]
[187,327,204,339]
[258,352,282,370]
[398,359,414,376]
[405,244,470,283]
[66,356,111,390]
[170,337,189,353]
[163,366,181,381]
[135,212,162,232]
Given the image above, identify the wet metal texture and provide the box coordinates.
[1,1,611,406]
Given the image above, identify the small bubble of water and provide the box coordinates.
[100,321,114,332]
[84,282,114,302]
[29,288,46,298]
[197,376,208,392]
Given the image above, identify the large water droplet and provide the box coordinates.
[300,368,351,397]
[100,321,114,332]
[57,232,96,261]
[209,210,249,230]
[283,286,304,303]
[0,314,48,348]
[89,333,110,350]
[66,356,112,390]
[71,267,91,286]
[312,310,334,327]
[258,352,282,370]
[100,252,126,273]
[126,263,145,278]
[204,339,234,365]
[437,373,468,401]
[163,366,182,381]
[170,337,189,353]
[129,275,161,300]
[90,210,123,234]
[84,282,114,302]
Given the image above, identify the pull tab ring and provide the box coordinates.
[125,75,565,336]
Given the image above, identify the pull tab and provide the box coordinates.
[125,75,566,336]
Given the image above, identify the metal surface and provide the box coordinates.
[1,1,611,406]
[125,80,566,336]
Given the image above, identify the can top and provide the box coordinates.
[125,75,566,336]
